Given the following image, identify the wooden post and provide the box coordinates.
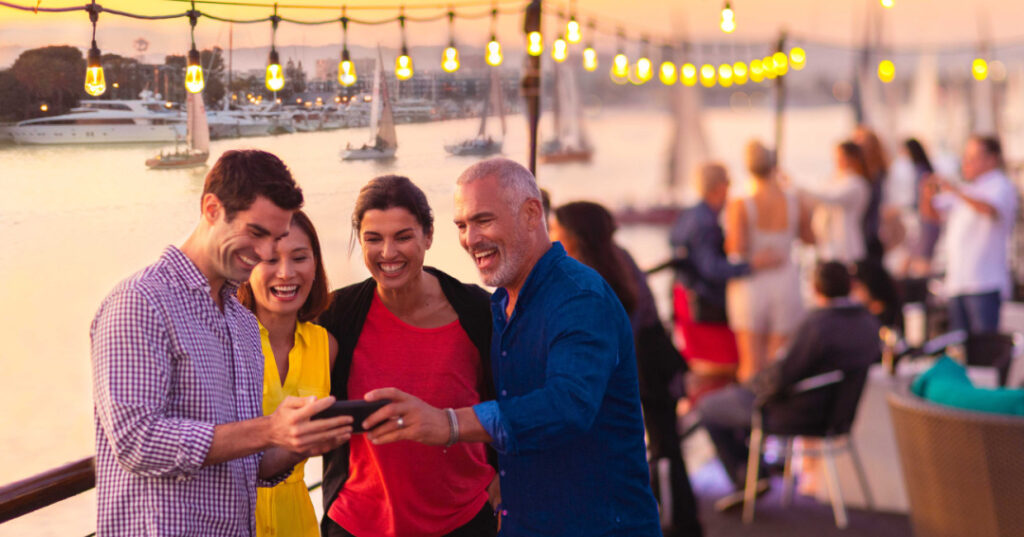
[522,0,542,176]
[0,457,94,523]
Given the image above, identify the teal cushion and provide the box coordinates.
[912,356,1024,416]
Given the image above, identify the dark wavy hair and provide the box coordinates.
[553,201,638,314]
[238,210,330,323]
[351,175,433,243]
[203,149,303,221]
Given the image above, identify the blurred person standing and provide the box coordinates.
[921,135,1019,333]
[800,141,871,264]
[853,126,890,263]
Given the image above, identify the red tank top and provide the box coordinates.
[328,294,494,537]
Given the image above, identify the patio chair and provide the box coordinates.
[741,367,874,528]
[888,387,1024,537]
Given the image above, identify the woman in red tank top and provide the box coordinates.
[318,175,498,537]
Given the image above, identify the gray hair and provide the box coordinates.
[456,157,541,210]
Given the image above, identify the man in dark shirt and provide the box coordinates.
[697,262,881,507]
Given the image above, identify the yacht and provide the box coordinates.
[9,94,185,145]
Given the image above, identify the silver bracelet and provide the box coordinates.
[444,408,459,448]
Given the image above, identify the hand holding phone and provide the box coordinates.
[312,399,391,433]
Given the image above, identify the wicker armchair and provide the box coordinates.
[888,388,1024,537]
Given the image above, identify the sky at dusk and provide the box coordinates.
[2,0,1024,66]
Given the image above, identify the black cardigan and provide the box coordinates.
[316,267,494,530]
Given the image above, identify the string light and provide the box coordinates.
[878,59,895,83]
[632,39,652,84]
[732,61,748,84]
[485,9,502,66]
[700,63,716,87]
[749,58,765,83]
[184,7,204,93]
[582,21,597,71]
[441,11,459,72]
[762,55,777,79]
[881,0,894,8]
[265,10,284,92]
[721,1,736,34]
[338,11,356,87]
[567,16,581,44]
[552,35,568,62]
[681,62,698,86]
[789,47,806,70]
[396,13,414,80]
[772,51,788,76]
[718,63,733,87]
[659,47,677,86]
[527,31,543,56]
[84,2,105,96]
[610,30,628,83]
[972,58,988,81]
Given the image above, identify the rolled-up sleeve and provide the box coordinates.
[494,291,617,455]
[91,287,215,479]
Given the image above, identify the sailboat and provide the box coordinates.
[145,90,210,169]
[539,59,592,164]
[342,47,397,161]
[445,67,505,156]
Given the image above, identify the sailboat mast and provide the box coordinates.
[227,23,233,110]
[523,0,542,175]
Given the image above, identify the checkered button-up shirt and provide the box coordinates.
[91,246,277,537]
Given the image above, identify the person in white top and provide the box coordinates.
[801,141,872,264]
[922,135,1019,333]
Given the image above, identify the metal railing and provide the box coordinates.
[0,457,95,524]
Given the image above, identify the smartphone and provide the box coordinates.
[311,399,391,433]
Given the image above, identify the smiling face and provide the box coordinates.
[359,207,432,292]
[248,224,316,319]
[454,176,532,289]
[205,194,293,286]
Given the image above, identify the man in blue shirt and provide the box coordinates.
[365,158,662,536]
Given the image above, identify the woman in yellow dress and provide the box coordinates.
[239,210,341,537]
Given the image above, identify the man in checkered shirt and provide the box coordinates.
[91,150,353,536]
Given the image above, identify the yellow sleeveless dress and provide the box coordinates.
[255,321,331,537]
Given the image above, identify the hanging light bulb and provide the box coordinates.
[552,36,568,62]
[635,57,653,84]
[486,37,503,66]
[721,2,736,34]
[772,52,789,76]
[396,46,414,80]
[183,10,204,93]
[700,64,716,87]
[338,14,357,87]
[749,59,765,83]
[881,0,894,8]
[84,4,105,96]
[441,12,460,73]
[396,14,414,80]
[567,17,581,44]
[611,53,629,81]
[583,46,598,71]
[527,31,543,56]
[266,14,284,92]
[789,47,807,70]
[718,63,734,87]
[733,61,748,85]
[660,61,678,85]
[681,62,698,86]
[185,46,204,93]
[877,60,895,83]
[763,55,777,79]
[972,58,988,81]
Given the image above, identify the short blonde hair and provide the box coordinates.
[746,140,775,178]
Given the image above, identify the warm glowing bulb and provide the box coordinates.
[881,0,894,8]
[790,47,807,70]
[40,103,48,112]
[442,46,460,73]
[396,54,414,80]
[721,3,736,34]
[635,57,653,83]
[84,46,105,96]
[486,39,503,66]
[772,52,789,76]
[750,59,765,83]
[733,61,748,84]
[266,49,284,92]
[972,58,988,81]
[878,60,895,83]
[527,31,543,56]
[611,53,629,80]
[552,38,568,62]
[718,63,733,87]
[185,48,204,94]
[567,18,581,44]
[721,18,736,33]
[681,63,698,86]
[338,59,357,87]
[700,64,716,87]
[659,61,677,85]
[583,47,598,71]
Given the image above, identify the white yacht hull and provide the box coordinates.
[341,146,396,160]
[11,124,185,145]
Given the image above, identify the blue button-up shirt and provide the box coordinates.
[473,243,661,537]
